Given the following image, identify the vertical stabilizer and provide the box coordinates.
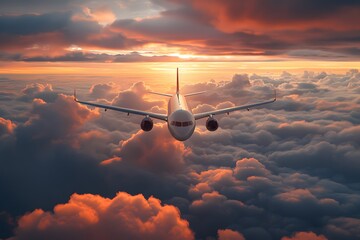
[176,68,179,94]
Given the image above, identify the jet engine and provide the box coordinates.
[206,116,218,131]
[141,117,153,131]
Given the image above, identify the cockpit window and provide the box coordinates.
[170,121,193,127]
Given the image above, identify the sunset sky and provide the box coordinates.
[1,1,360,240]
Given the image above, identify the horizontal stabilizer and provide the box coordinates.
[148,91,172,97]
[184,91,206,97]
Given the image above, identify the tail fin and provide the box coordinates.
[176,68,179,94]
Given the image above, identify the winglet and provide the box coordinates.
[74,89,78,102]
[273,89,277,101]
[184,91,206,97]
[176,68,179,94]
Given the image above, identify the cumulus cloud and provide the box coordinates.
[218,229,245,240]
[11,192,194,240]
[281,231,328,240]
[0,117,16,136]
[19,83,58,102]
[112,81,165,111]
[325,218,360,240]
[189,191,262,238]
[89,82,118,100]
[17,94,99,143]
[110,124,189,174]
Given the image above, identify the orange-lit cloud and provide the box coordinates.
[80,6,116,25]
[12,192,194,240]
[218,229,245,240]
[0,117,16,135]
[192,0,360,32]
[281,231,328,240]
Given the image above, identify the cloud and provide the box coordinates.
[19,83,58,102]
[271,189,340,219]
[281,231,328,240]
[325,218,360,240]
[0,12,71,35]
[112,81,165,111]
[0,117,16,136]
[190,0,360,32]
[0,11,143,55]
[233,158,271,180]
[0,1,358,60]
[1,69,360,239]
[17,94,99,143]
[110,124,189,174]
[189,191,262,238]
[218,229,245,240]
[89,82,118,100]
[11,192,194,240]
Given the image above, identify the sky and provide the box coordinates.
[0,1,360,240]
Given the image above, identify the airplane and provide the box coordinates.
[74,68,276,141]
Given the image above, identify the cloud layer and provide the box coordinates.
[0,69,359,239]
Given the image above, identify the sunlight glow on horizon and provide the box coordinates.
[1,60,358,94]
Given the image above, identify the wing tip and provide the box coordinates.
[273,89,277,101]
[73,89,78,102]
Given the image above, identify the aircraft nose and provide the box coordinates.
[172,126,195,141]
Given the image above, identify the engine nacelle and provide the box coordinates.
[141,117,153,131]
[206,117,218,131]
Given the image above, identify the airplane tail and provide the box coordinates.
[176,68,179,94]
[177,68,206,97]
[149,68,206,97]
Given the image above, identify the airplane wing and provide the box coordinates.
[74,91,167,121]
[194,90,276,120]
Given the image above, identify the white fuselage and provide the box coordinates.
[167,94,196,141]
